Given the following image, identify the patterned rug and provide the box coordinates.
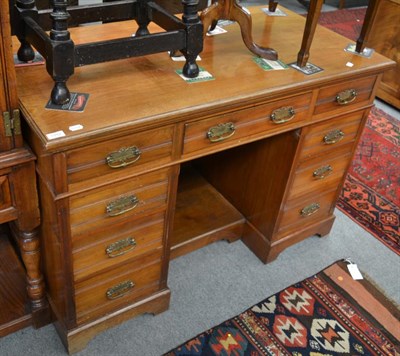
[337,108,400,255]
[165,261,400,355]
[317,8,367,41]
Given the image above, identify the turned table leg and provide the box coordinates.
[201,0,278,60]
[297,0,324,67]
[10,159,50,328]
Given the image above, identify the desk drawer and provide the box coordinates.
[183,92,312,157]
[75,252,162,324]
[70,168,170,236]
[286,149,353,202]
[314,76,376,115]
[277,189,338,237]
[298,111,364,161]
[67,126,174,191]
[72,212,165,282]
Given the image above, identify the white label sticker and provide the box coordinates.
[69,124,84,131]
[347,263,363,280]
[346,62,354,67]
[206,26,228,36]
[46,130,66,140]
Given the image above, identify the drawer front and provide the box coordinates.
[277,189,338,238]
[73,212,166,282]
[183,92,312,157]
[69,168,170,237]
[298,111,364,161]
[314,76,376,115]
[287,149,353,202]
[75,252,162,324]
[67,126,174,191]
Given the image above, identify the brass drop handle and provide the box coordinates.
[207,122,236,142]
[323,129,344,145]
[106,146,141,168]
[270,106,295,124]
[106,237,136,258]
[335,89,357,105]
[313,165,333,179]
[106,280,135,300]
[106,195,139,217]
[300,203,320,217]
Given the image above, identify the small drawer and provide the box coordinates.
[298,110,364,161]
[286,149,353,202]
[69,168,170,236]
[183,92,312,157]
[66,125,174,192]
[277,189,338,238]
[73,212,166,282]
[314,76,376,115]
[75,252,162,324]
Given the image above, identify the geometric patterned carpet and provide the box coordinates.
[165,261,400,355]
[337,107,400,255]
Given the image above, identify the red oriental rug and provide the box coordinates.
[314,8,400,255]
[165,261,400,355]
[318,8,366,41]
[336,108,400,255]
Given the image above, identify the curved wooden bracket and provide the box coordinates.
[201,0,278,60]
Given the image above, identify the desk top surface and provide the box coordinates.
[15,5,393,151]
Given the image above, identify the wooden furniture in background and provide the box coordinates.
[0,0,49,337]
[15,5,393,353]
[363,0,400,109]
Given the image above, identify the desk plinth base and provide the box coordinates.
[55,289,170,355]
[243,215,336,263]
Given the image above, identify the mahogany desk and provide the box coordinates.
[15,6,394,353]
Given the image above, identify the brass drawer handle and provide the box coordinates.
[335,89,357,105]
[106,237,137,258]
[300,203,320,217]
[207,122,235,142]
[270,106,295,124]
[313,165,333,179]
[106,195,139,217]
[106,280,135,300]
[106,146,141,168]
[323,129,344,145]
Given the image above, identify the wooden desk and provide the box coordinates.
[15,6,394,353]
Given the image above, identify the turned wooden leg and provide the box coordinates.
[181,0,203,78]
[11,158,50,328]
[10,223,49,328]
[297,0,324,67]
[15,0,36,62]
[201,0,278,60]
[49,1,74,105]
[355,0,378,53]
[268,0,278,12]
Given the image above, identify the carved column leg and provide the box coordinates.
[296,0,323,67]
[15,0,36,62]
[10,223,49,328]
[49,0,74,105]
[181,0,203,77]
[355,0,378,53]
